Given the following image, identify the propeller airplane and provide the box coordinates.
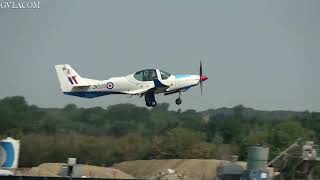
[55,63,208,107]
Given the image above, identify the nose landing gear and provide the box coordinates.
[175,92,182,105]
[175,98,182,105]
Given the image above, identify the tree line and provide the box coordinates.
[0,96,319,167]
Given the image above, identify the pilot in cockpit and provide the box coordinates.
[145,70,157,81]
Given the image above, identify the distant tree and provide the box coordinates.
[152,103,170,111]
[186,142,216,159]
[269,121,305,153]
[233,104,245,119]
[214,118,243,143]
[151,128,206,158]
[114,133,151,161]
[0,96,318,166]
[63,103,77,111]
[178,110,206,131]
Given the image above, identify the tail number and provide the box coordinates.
[67,76,78,85]
[92,82,114,90]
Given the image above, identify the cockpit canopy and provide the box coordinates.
[159,70,171,80]
[134,69,171,81]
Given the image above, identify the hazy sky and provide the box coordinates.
[0,0,319,111]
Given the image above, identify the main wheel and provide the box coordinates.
[175,98,182,105]
[151,101,157,107]
[146,101,152,107]
[146,101,157,107]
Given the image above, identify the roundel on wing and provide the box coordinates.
[106,82,114,89]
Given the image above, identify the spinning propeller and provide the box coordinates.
[199,61,208,95]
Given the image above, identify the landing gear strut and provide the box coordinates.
[175,92,182,105]
[145,91,157,107]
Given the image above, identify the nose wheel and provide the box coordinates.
[175,92,182,105]
[175,98,182,105]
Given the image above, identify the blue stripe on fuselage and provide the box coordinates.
[175,75,193,79]
[63,91,125,98]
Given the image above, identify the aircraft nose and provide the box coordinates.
[200,75,208,82]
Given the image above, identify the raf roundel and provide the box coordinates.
[106,82,114,89]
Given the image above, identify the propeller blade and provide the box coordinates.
[200,80,203,95]
[199,61,203,95]
[200,61,203,77]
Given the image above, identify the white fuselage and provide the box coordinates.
[55,65,208,100]
[72,70,201,97]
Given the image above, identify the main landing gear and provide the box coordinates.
[145,91,157,107]
[145,91,183,107]
[175,92,182,105]
[146,100,157,107]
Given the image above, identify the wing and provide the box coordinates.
[126,79,169,95]
[126,87,152,95]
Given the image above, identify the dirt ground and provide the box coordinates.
[18,163,134,179]
[16,159,274,180]
[113,159,274,180]
[113,159,232,180]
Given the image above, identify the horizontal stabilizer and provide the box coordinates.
[72,84,91,88]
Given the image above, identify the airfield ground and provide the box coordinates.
[17,163,134,179]
[15,159,273,180]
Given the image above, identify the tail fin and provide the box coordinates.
[55,64,90,92]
